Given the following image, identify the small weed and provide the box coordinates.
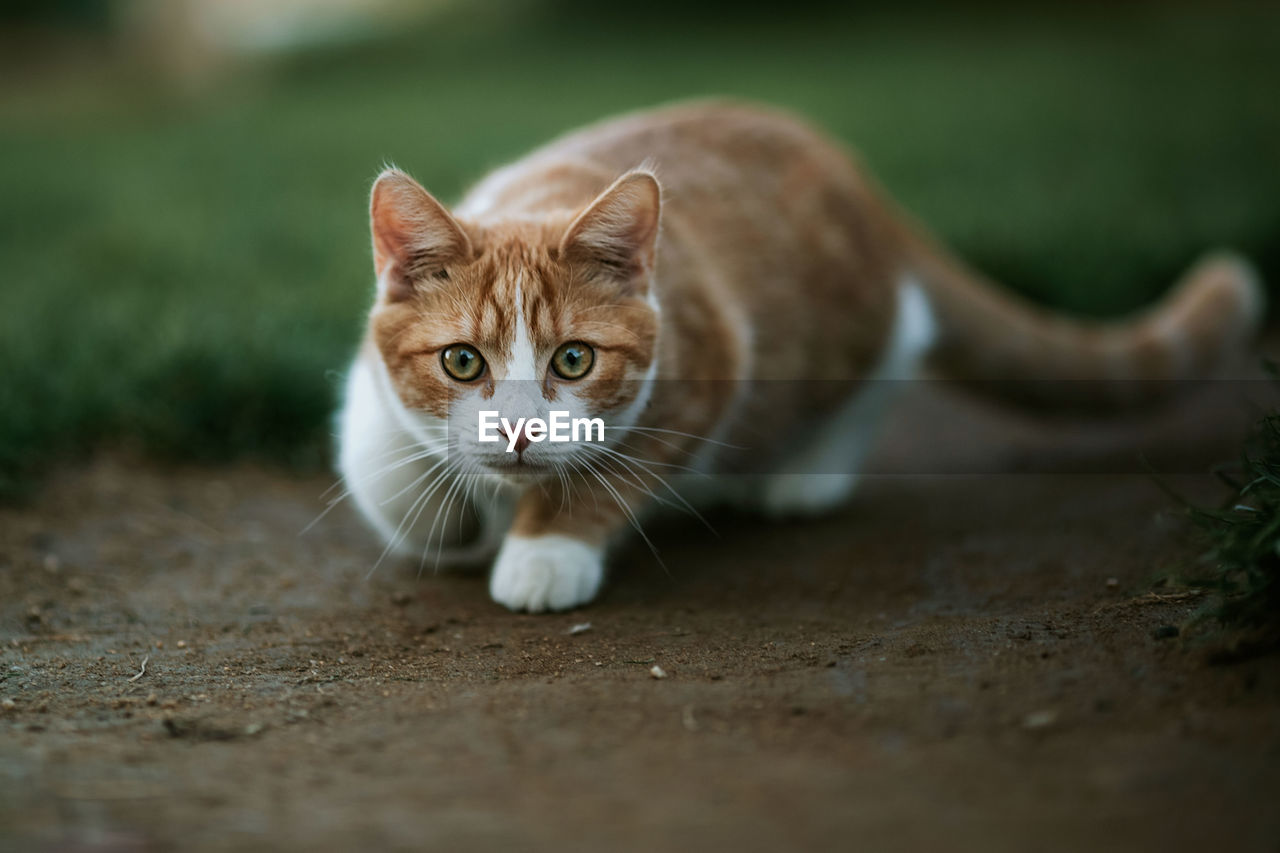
[1163,374,1280,656]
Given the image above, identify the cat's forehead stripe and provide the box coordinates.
[506,273,538,381]
[474,248,560,364]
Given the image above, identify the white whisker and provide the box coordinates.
[365,460,456,580]
[609,425,741,449]
[584,443,716,535]
[576,456,667,573]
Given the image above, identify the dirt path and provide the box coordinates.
[2,385,1278,852]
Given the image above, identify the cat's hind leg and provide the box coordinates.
[758,281,935,517]
[756,388,887,517]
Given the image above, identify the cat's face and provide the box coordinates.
[366,169,661,484]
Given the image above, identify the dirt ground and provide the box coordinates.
[2,384,1279,852]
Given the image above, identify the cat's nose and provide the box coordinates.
[501,424,532,455]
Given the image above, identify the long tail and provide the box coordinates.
[889,214,1266,411]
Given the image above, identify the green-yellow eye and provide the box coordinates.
[441,344,485,382]
[551,341,594,380]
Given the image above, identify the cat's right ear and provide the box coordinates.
[560,170,662,293]
[370,168,471,302]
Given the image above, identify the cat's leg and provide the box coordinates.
[758,281,935,517]
[489,533,606,613]
[488,465,665,612]
[338,355,499,562]
[757,385,891,516]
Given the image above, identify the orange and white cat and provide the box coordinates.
[337,101,1262,612]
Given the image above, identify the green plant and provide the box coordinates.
[1167,379,1280,653]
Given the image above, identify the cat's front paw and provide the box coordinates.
[489,535,604,613]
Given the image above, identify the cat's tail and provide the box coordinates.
[892,216,1266,411]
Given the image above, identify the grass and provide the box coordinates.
[1,1,1279,496]
[1165,374,1280,654]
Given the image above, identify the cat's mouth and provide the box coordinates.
[482,456,553,480]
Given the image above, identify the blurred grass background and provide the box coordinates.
[1,0,1278,498]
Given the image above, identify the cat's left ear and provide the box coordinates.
[560,169,661,292]
[370,168,472,302]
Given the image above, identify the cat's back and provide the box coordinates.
[581,102,896,358]
[466,103,854,221]
[543,100,841,178]
[473,101,866,218]
[458,101,900,379]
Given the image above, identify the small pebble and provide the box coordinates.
[568,622,592,636]
[0,699,16,711]
[1022,709,1058,730]
[649,665,667,679]
[176,640,187,649]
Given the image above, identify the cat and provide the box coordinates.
[336,100,1262,612]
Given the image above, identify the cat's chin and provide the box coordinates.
[480,462,554,487]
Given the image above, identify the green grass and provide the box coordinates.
[1164,377,1280,655]
[1,2,1279,496]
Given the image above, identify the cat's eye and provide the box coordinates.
[550,342,594,380]
[441,344,485,382]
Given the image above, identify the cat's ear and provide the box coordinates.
[560,170,661,290]
[370,168,471,302]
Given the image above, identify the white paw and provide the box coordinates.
[489,535,604,613]
[759,474,856,518]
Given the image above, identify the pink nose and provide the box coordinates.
[502,425,531,455]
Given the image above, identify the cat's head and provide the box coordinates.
[365,167,661,484]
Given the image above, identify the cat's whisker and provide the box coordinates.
[566,457,603,515]
[576,456,667,573]
[453,462,481,542]
[608,425,742,450]
[441,461,487,573]
[583,443,716,535]
[422,461,470,578]
[554,463,572,515]
[301,485,370,536]
[611,431,702,462]
[585,449,699,528]
[433,460,485,574]
[315,434,429,502]
[338,422,449,439]
[607,436,710,474]
[565,463,582,507]
[378,455,451,506]
[580,447,671,510]
[356,436,450,475]
[302,440,453,537]
[345,440,450,490]
[365,459,457,581]
[303,447,438,535]
[318,473,353,500]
